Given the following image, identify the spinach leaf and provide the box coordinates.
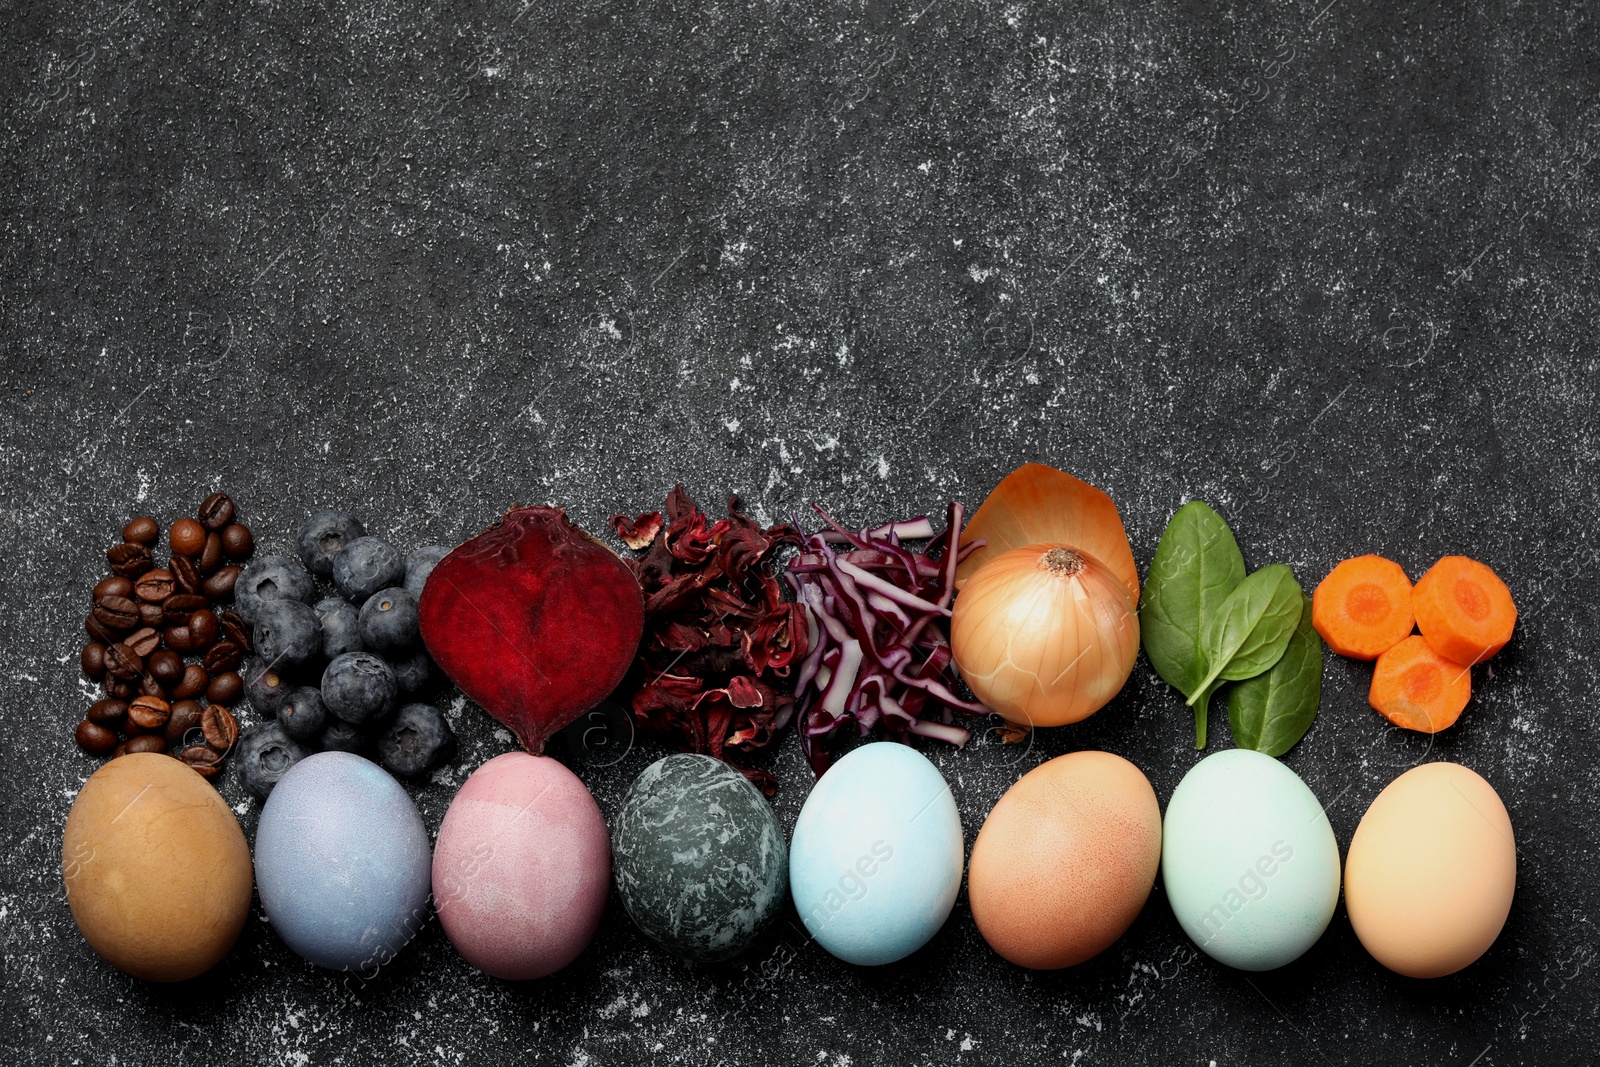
[1228,594,1323,756]
[1140,501,1246,747]
[1186,563,1303,702]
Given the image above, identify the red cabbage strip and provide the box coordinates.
[787,501,989,776]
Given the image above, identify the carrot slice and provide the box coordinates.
[957,463,1139,605]
[1311,555,1415,659]
[1412,556,1517,666]
[1369,635,1472,733]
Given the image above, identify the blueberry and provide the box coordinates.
[277,686,327,742]
[235,555,316,625]
[235,722,309,798]
[253,600,322,674]
[246,663,294,715]
[378,704,457,778]
[403,546,450,598]
[359,587,420,652]
[333,537,405,604]
[313,597,363,659]
[295,509,368,577]
[321,652,398,725]
[389,648,436,695]
[319,717,368,754]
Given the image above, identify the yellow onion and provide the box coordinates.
[951,543,1140,729]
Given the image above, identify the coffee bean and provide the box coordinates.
[206,671,243,706]
[163,593,208,626]
[218,610,252,651]
[203,641,242,674]
[93,575,133,600]
[107,542,154,578]
[202,564,241,601]
[173,663,209,700]
[122,516,160,545]
[170,518,207,556]
[201,704,240,751]
[198,492,235,531]
[88,698,127,726]
[127,696,172,730]
[178,744,223,778]
[75,720,119,755]
[125,626,161,658]
[220,523,254,559]
[85,612,117,644]
[105,642,142,680]
[93,595,140,630]
[188,610,219,648]
[138,672,167,698]
[102,676,135,700]
[172,554,202,595]
[165,626,197,653]
[140,602,165,627]
[122,735,168,756]
[165,699,204,744]
[199,532,223,575]
[148,649,183,685]
[81,643,106,678]
[134,569,175,603]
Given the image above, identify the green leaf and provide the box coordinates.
[1140,502,1246,712]
[1192,678,1224,750]
[1229,595,1323,756]
[1186,563,1303,703]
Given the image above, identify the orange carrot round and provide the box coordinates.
[1368,635,1472,733]
[1412,556,1517,666]
[1312,555,1415,660]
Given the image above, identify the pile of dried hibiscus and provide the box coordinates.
[611,486,807,795]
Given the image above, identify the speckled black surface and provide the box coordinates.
[3,0,1599,1063]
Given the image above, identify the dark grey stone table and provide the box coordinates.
[3,0,1598,1063]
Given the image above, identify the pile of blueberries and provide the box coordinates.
[232,509,457,797]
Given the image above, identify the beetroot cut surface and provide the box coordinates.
[418,506,645,753]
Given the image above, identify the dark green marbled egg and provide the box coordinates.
[612,754,787,962]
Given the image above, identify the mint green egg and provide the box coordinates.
[1161,749,1340,971]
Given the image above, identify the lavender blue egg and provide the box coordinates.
[789,742,964,966]
[254,751,432,971]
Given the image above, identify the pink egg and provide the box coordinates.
[433,752,610,979]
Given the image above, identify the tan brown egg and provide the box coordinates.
[62,752,253,982]
[968,750,1161,968]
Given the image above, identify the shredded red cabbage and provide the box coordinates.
[785,502,989,776]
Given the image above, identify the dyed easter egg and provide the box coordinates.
[433,752,610,979]
[789,742,964,966]
[63,753,253,982]
[1162,749,1341,971]
[254,751,432,971]
[613,754,786,961]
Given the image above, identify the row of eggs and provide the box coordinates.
[62,742,1515,983]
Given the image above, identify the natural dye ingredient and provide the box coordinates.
[63,753,253,981]
[1344,762,1516,979]
[1412,555,1517,666]
[1367,634,1472,733]
[1162,749,1341,971]
[785,503,985,776]
[1190,564,1304,702]
[950,544,1139,731]
[420,506,644,753]
[612,487,806,793]
[789,743,963,966]
[955,462,1141,606]
[612,754,787,962]
[967,751,1160,969]
[434,752,611,980]
[1311,555,1415,660]
[1228,594,1323,756]
[254,752,432,971]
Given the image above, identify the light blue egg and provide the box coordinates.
[1162,749,1340,971]
[790,742,963,966]
[254,751,432,972]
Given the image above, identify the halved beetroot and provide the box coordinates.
[419,506,645,753]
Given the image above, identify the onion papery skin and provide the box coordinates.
[950,544,1140,728]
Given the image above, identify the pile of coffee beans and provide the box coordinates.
[233,509,457,797]
[76,492,256,778]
